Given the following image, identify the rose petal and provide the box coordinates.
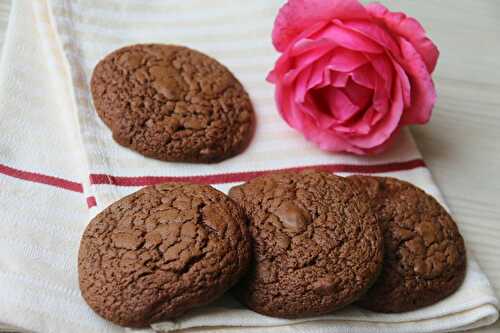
[351,64,376,89]
[372,72,389,112]
[301,114,365,154]
[268,51,292,83]
[324,87,359,122]
[268,39,336,85]
[348,78,404,148]
[361,128,401,154]
[341,19,402,60]
[398,37,437,125]
[369,54,393,93]
[275,79,319,134]
[295,50,346,103]
[314,20,383,53]
[370,105,386,126]
[334,105,375,135]
[311,129,365,154]
[306,52,337,90]
[302,93,338,129]
[327,71,350,88]
[274,83,302,130]
[293,65,313,103]
[289,37,336,57]
[364,107,381,127]
[326,48,369,72]
[335,120,370,135]
[287,20,332,51]
[367,3,439,73]
[391,57,411,108]
[272,0,370,52]
[290,39,337,72]
[343,78,373,110]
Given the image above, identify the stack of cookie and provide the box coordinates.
[78,171,466,327]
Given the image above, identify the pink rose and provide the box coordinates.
[268,0,439,154]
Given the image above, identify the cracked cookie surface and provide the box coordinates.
[228,171,383,318]
[78,183,251,327]
[90,44,254,163]
[349,176,466,313]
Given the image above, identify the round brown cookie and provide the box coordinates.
[78,183,251,327]
[90,44,254,163]
[228,171,384,318]
[349,176,466,313]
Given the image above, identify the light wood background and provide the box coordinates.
[0,0,498,332]
[381,1,500,332]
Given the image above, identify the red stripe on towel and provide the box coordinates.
[86,196,97,208]
[0,163,83,193]
[89,158,426,187]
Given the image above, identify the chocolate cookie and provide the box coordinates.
[228,171,384,318]
[78,183,251,327]
[90,44,254,163]
[349,176,466,313]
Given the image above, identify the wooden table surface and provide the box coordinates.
[0,0,498,332]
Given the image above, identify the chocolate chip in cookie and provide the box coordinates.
[78,183,251,327]
[90,44,255,163]
[228,171,384,318]
[349,176,466,313]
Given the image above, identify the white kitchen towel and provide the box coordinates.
[0,0,497,333]
[0,0,118,332]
